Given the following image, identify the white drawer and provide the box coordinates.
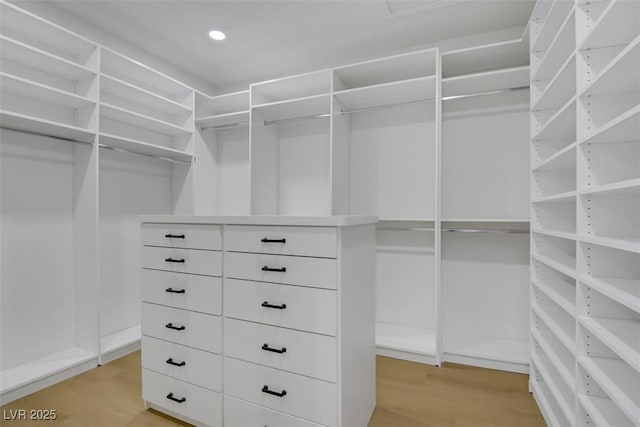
[142,246,221,276]
[223,358,337,427]
[142,303,221,353]
[143,369,222,427]
[224,318,337,382]
[142,336,222,392]
[142,270,221,315]
[224,395,325,427]
[225,252,336,290]
[225,226,336,258]
[224,279,336,336]
[142,223,222,250]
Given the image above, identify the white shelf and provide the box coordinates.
[532,54,575,112]
[0,35,96,81]
[532,141,575,171]
[0,347,96,394]
[0,72,95,109]
[578,356,640,424]
[441,218,529,224]
[442,66,529,98]
[578,394,634,427]
[580,275,640,315]
[101,73,191,115]
[531,190,577,204]
[578,104,640,145]
[532,277,576,317]
[581,178,640,196]
[579,0,640,50]
[334,76,435,111]
[531,352,575,424]
[531,0,574,53]
[531,328,574,389]
[196,90,249,116]
[445,332,528,365]
[252,94,330,123]
[196,111,249,130]
[101,48,191,101]
[442,38,528,78]
[375,322,436,357]
[532,8,575,82]
[532,303,576,353]
[580,317,640,373]
[580,235,640,255]
[581,35,640,96]
[532,97,576,141]
[530,374,564,427]
[532,229,577,241]
[0,110,95,142]
[100,102,192,136]
[532,252,576,279]
[101,325,141,355]
[99,133,193,162]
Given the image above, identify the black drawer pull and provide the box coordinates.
[262,385,287,397]
[261,301,287,310]
[165,258,185,263]
[166,358,186,367]
[165,288,186,294]
[262,344,287,354]
[261,266,286,272]
[166,393,186,403]
[165,323,186,331]
[165,234,185,239]
[261,238,286,243]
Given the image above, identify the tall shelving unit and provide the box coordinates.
[530,1,639,425]
[440,37,532,373]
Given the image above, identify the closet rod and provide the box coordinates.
[263,113,331,126]
[442,86,529,101]
[98,144,191,165]
[199,122,248,131]
[442,228,529,234]
[0,126,94,145]
[377,227,435,231]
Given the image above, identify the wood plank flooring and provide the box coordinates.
[1,352,545,426]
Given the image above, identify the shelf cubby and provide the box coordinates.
[531,195,576,236]
[579,104,640,145]
[531,8,575,83]
[532,288,576,353]
[334,75,436,112]
[531,351,575,425]
[580,140,639,190]
[532,97,576,143]
[532,161,576,200]
[532,310,575,384]
[251,70,331,105]
[578,393,635,427]
[442,38,528,78]
[252,94,330,123]
[442,66,528,98]
[533,233,576,274]
[578,0,640,51]
[531,362,572,427]
[532,54,575,112]
[578,356,640,424]
[195,90,249,130]
[531,0,574,54]
[532,259,576,315]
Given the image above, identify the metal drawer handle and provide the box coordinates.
[165,288,186,294]
[262,344,287,354]
[261,238,286,243]
[166,392,186,403]
[166,358,186,367]
[261,266,286,272]
[165,234,185,239]
[165,323,186,331]
[261,385,287,397]
[165,258,185,263]
[261,301,286,310]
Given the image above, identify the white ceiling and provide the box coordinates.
[44,0,534,92]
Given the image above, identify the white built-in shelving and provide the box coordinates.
[530,1,640,426]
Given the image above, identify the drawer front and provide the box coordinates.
[225,252,336,290]
[142,369,222,427]
[142,303,221,353]
[142,223,222,250]
[225,226,336,258]
[224,279,336,336]
[142,336,222,392]
[224,318,337,382]
[142,246,221,276]
[223,358,337,427]
[224,395,325,427]
[142,270,221,315]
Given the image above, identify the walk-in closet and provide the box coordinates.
[1,0,637,426]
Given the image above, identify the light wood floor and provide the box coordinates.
[1,352,544,426]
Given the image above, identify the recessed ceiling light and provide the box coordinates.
[209,30,226,41]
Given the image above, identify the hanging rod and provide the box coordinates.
[263,113,331,126]
[377,227,435,232]
[1,126,94,145]
[442,86,529,101]
[199,122,248,131]
[442,228,529,234]
[98,144,191,165]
